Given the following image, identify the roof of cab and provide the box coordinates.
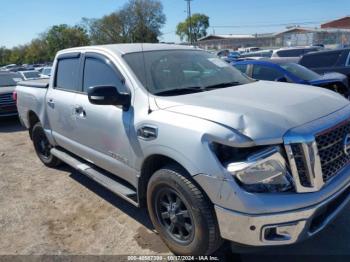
[58,43,197,56]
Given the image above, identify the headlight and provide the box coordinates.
[227,147,293,193]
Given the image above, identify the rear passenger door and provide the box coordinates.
[73,52,134,184]
[46,53,81,152]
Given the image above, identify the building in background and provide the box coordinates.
[321,16,350,29]
[197,16,350,50]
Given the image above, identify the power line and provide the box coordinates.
[210,16,342,29]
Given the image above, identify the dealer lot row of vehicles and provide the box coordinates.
[2,43,350,255]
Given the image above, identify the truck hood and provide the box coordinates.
[155,81,349,144]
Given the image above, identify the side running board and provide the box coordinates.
[51,148,138,207]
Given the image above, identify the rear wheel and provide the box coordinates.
[147,165,222,255]
[32,122,61,167]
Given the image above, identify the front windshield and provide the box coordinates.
[42,68,51,75]
[124,50,253,96]
[281,63,320,81]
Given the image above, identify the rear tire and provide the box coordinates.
[147,165,223,255]
[32,122,61,167]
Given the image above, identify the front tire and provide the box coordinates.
[32,122,61,167]
[147,165,222,255]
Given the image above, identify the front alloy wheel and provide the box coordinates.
[155,187,195,244]
[147,165,222,255]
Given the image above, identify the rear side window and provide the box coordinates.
[83,57,126,93]
[301,52,342,68]
[252,65,284,81]
[55,57,80,91]
[234,64,248,74]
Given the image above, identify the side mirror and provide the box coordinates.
[88,85,131,110]
[275,76,288,82]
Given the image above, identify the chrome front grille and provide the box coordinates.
[285,117,350,193]
[315,121,350,182]
[0,93,14,105]
[290,144,311,188]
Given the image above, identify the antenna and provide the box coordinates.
[141,43,152,114]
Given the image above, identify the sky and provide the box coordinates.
[0,0,350,48]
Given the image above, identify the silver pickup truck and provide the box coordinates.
[16,44,350,255]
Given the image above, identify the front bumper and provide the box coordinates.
[215,183,350,246]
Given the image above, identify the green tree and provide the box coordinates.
[82,14,124,45]
[83,0,166,44]
[0,47,12,66]
[123,0,166,43]
[24,38,49,64]
[45,24,90,59]
[8,46,27,65]
[176,13,210,43]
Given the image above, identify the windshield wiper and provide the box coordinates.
[154,86,204,96]
[203,81,242,90]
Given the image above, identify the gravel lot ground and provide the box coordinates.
[1,117,350,261]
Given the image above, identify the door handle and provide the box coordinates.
[74,105,83,113]
[74,105,86,118]
[47,98,55,107]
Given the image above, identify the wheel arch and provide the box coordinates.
[27,110,40,139]
[138,154,204,208]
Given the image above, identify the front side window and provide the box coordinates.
[252,65,284,81]
[55,57,80,91]
[83,57,126,93]
[124,50,252,96]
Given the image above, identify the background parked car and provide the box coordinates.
[271,46,321,58]
[223,51,241,63]
[233,59,349,97]
[239,49,273,58]
[0,71,23,117]
[299,48,350,86]
[19,70,43,80]
[216,49,230,57]
[40,67,52,78]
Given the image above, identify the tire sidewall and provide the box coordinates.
[32,123,55,165]
[147,168,212,255]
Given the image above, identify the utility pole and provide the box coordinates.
[185,0,193,44]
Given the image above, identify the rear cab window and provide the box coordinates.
[277,49,304,57]
[301,51,342,68]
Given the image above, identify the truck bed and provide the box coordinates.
[16,79,49,129]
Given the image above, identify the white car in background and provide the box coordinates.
[19,70,43,81]
[40,67,52,78]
